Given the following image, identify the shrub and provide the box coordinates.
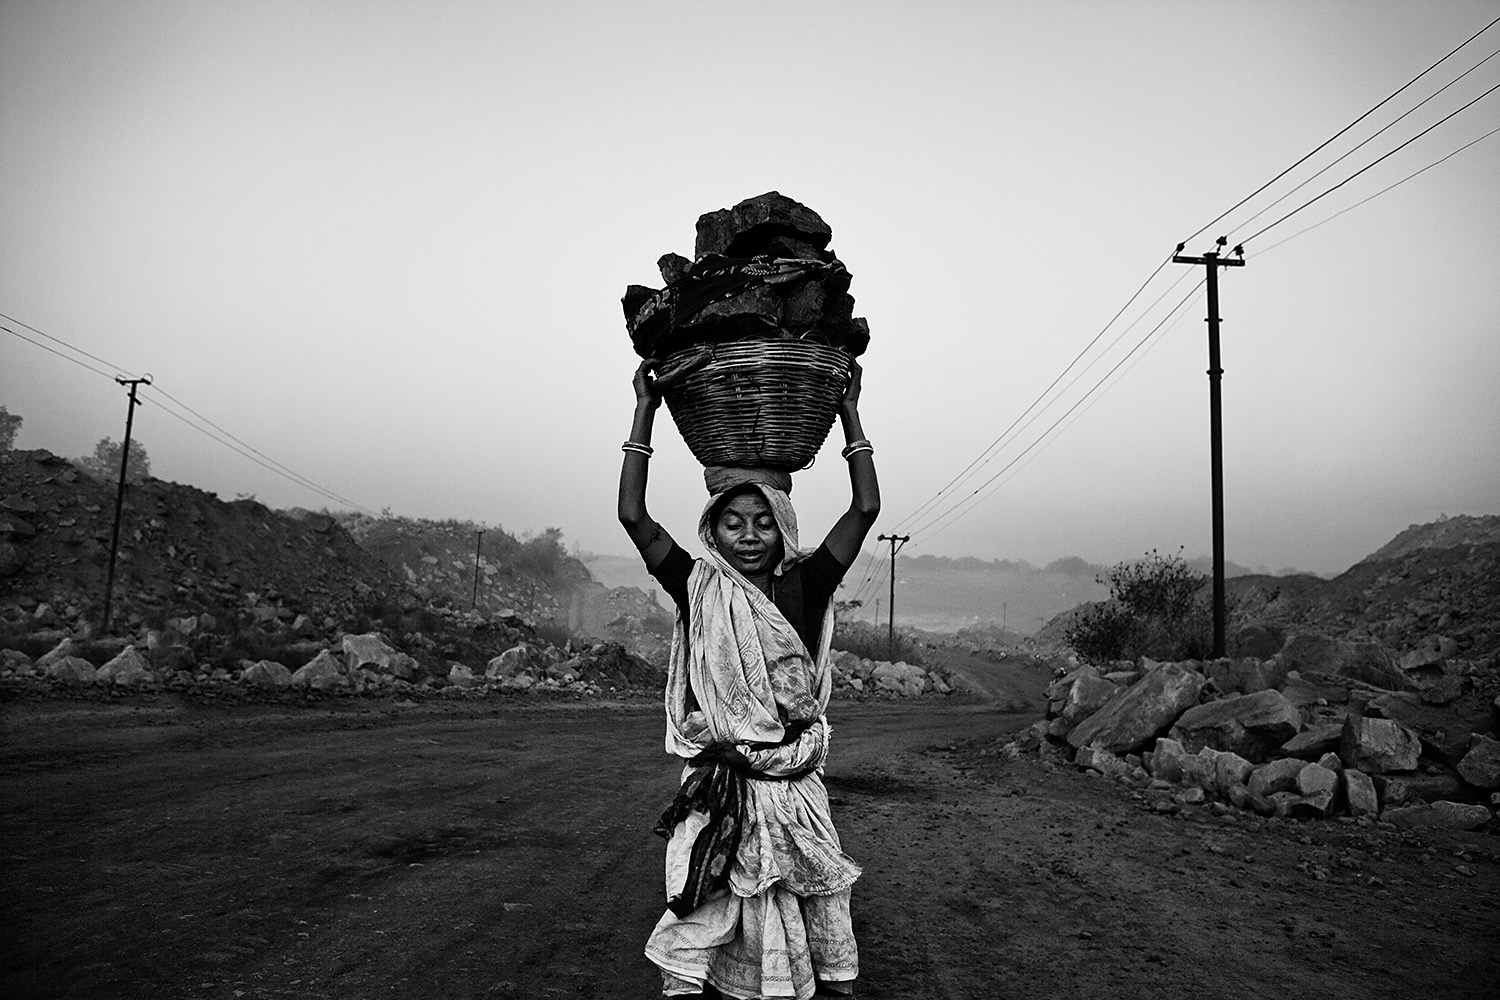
[833,618,925,665]
[1064,549,1226,663]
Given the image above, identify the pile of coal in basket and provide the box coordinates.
[621,192,871,471]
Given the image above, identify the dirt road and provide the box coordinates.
[2,692,1497,999]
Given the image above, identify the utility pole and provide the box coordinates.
[470,529,484,610]
[877,533,910,658]
[1172,240,1245,658]
[101,375,152,635]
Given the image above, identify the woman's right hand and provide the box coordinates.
[633,358,661,409]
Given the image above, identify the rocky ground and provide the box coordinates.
[2,686,1496,1000]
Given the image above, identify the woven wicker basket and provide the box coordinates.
[659,340,853,471]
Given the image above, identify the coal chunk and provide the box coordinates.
[695,191,833,259]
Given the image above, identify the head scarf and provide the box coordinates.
[697,470,802,577]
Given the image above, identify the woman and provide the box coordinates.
[618,356,880,1000]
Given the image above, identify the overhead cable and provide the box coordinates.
[889,252,1178,535]
[2,322,117,381]
[1256,123,1500,256]
[3,310,379,516]
[1239,79,1500,246]
[143,384,373,514]
[1178,13,1500,247]
[905,277,1207,546]
[0,310,139,379]
[1228,46,1500,240]
[910,279,1208,548]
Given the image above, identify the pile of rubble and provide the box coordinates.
[828,649,960,697]
[1006,629,1500,830]
[2,629,663,699]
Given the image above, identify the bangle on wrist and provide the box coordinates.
[621,441,654,457]
[841,439,873,460]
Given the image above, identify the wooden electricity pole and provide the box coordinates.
[877,533,910,657]
[101,375,152,634]
[1172,240,1245,658]
[470,529,484,610]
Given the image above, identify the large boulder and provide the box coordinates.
[447,663,480,689]
[1248,758,1307,798]
[96,646,153,686]
[45,656,98,683]
[1169,689,1301,762]
[1457,735,1500,790]
[1296,762,1339,798]
[342,633,417,679]
[1147,738,1189,783]
[1344,768,1380,817]
[1202,656,1288,695]
[871,661,927,696]
[487,644,539,680]
[1340,715,1421,773]
[36,637,88,669]
[290,650,345,690]
[1377,771,1467,807]
[1280,723,1346,761]
[1067,663,1204,754]
[1212,749,1255,795]
[1057,670,1119,728]
[1383,801,1492,831]
[242,660,292,689]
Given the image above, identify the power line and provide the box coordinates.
[1239,79,1500,246]
[144,394,378,516]
[1179,13,1500,247]
[911,289,1204,551]
[2,323,117,381]
[905,277,1207,546]
[143,384,372,513]
[1256,122,1500,256]
[3,310,379,516]
[889,252,1179,535]
[920,267,1199,524]
[1226,46,1500,240]
[0,310,139,378]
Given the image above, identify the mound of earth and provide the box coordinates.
[0,449,668,675]
[1032,516,1500,662]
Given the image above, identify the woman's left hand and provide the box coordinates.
[842,359,863,411]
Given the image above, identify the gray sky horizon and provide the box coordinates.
[3,1,1497,580]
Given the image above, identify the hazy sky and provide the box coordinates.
[3,1,1497,581]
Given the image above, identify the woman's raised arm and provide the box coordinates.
[617,358,678,572]
[821,360,881,567]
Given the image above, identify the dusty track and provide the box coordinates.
[2,693,1497,999]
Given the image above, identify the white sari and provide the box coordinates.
[645,484,860,999]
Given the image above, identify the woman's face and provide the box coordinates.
[712,491,782,577]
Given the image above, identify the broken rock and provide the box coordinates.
[45,656,97,683]
[1058,671,1119,728]
[1169,689,1301,762]
[1280,723,1346,761]
[1296,762,1339,798]
[1344,768,1379,817]
[1383,801,1492,831]
[1340,715,1421,773]
[1248,758,1306,798]
[96,646,152,686]
[242,660,292,689]
[1457,735,1500,790]
[290,650,345,690]
[1067,662,1205,755]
